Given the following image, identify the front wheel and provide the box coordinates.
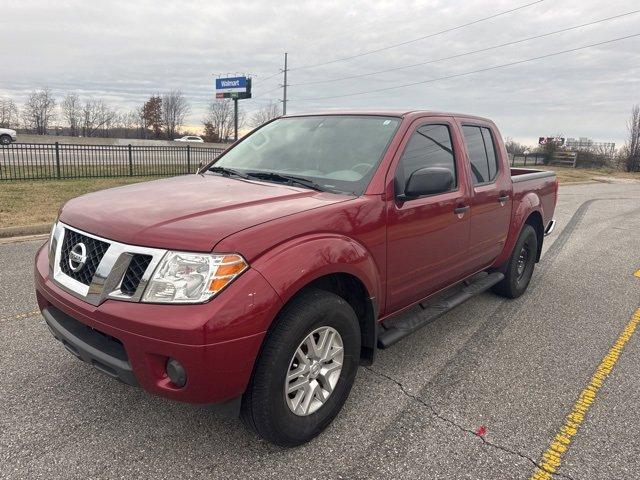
[492,224,538,298]
[0,135,11,145]
[241,288,361,446]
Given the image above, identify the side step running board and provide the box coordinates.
[377,271,505,349]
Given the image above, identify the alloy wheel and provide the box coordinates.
[284,326,344,416]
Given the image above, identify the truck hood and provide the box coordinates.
[59,174,351,252]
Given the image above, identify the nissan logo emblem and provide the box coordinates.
[68,242,87,272]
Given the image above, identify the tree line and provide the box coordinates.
[0,88,281,143]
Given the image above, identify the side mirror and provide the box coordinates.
[400,167,453,200]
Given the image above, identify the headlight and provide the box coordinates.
[141,252,248,304]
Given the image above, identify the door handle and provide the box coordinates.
[454,205,470,216]
[498,195,509,204]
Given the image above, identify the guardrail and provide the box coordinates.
[0,142,226,181]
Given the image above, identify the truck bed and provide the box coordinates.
[510,167,556,183]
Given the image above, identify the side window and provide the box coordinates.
[481,127,499,180]
[462,125,500,185]
[396,124,456,195]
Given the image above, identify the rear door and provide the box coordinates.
[385,118,472,313]
[458,121,512,268]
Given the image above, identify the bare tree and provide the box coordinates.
[251,102,280,127]
[61,93,82,136]
[504,137,530,155]
[203,99,248,141]
[115,110,139,138]
[591,143,616,159]
[81,99,116,137]
[203,100,233,141]
[0,98,19,128]
[625,105,640,172]
[136,104,149,139]
[22,88,56,134]
[162,90,190,139]
[237,106,247,133]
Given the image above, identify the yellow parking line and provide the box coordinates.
[0,309,40,323]
[529,307,640,479]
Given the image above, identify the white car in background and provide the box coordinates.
[174,135,204,143]
[0,128,17,145]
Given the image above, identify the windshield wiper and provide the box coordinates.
[208,166,249,179]
[245,171,325,192]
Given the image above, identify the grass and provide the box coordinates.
[0,177,159,228]
[1,166,639,229]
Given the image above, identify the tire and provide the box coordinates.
[241,288,361,447]
[0,135,11,145]
[492,224,538,299]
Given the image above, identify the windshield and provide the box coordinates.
[211,115,400,194]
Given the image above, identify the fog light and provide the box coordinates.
[166,358,187,388]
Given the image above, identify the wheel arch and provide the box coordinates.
[251,235,382,366]
[524,210,544,261]
[303,273,378,366]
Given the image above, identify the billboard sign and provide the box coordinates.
[538,136,565,146]
[216,76,247,94]
[215,77,251,99]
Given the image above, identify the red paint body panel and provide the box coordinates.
[383,116,474,312]
[35,110,558,404]
[59,174,352,252]
[35,244,281,403]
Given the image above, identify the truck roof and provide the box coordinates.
[283,110,494,123]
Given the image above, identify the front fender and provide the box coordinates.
[250,233,382,312]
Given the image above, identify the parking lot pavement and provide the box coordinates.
[1,181,639,479]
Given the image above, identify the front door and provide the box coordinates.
[385,119,471,313]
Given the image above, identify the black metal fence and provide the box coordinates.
[0,143,226,181]
[510,153,546,167]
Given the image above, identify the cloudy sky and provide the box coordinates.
[1,0,638,145]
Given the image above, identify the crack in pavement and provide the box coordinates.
[364,366,577,480]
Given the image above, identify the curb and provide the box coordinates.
[559,180,599,186]
[0,223,51,239]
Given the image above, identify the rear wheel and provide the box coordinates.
[0,135,11,145]
[492,224,538,298]
[241,288,361,447]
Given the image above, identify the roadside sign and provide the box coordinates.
[538,136,565,146]
[214,75,253,140]
[215,77,252,99]
[216,77,247,93]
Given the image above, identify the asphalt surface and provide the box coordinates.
[1,181,639,479]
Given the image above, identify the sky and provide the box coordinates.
[1,0,639,146]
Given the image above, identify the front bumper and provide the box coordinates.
[35,243,283,404]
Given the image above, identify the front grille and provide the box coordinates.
[120,254,152,296]
[50,222,166,306]
[59,229,110,286]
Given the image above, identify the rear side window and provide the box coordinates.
[462,125,500,185]
[396,124,456,195]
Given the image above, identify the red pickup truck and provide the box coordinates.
[35,111,557,446]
